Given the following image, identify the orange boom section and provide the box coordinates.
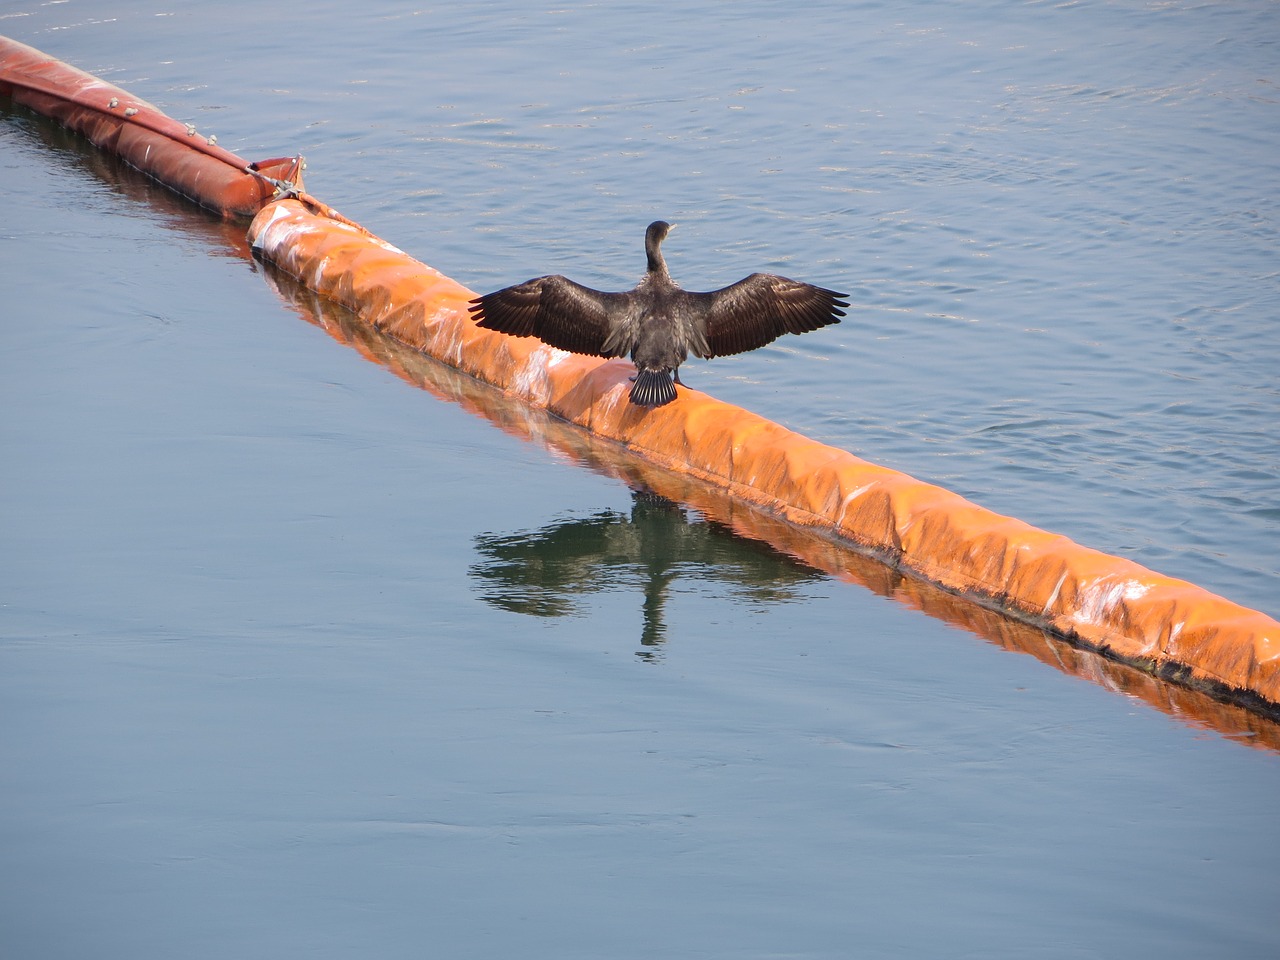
[0,35,302,218]
[249,199,1280,711]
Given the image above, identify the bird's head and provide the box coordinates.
[646,220,674,244]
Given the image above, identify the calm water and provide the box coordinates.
[3,2,1279,958]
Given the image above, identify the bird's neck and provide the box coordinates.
[646,249,671,283]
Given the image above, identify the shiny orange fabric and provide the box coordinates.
[249,199,1278,707]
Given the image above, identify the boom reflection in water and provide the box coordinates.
[469,488,826,658]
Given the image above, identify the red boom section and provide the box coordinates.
[1,35,301,217]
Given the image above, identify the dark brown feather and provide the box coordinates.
[694,273,848,358]
[468,276,634,358]
[467,221,847,407]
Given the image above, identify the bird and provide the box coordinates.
[467,221,848,407]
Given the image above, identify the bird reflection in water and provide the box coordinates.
[469,488,826,659]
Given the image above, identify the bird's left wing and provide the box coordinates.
[694,274,848,358]
[469,276,634,358]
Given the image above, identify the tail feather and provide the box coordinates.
[629,368,678,407]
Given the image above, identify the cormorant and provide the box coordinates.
[467,221,848,407]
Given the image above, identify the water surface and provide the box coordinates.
[2,3,1278,959]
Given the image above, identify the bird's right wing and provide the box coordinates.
[468,276,635,358]
[695,274,848,358]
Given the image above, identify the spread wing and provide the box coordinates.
[468,276,636,358]
[693,274,848,359]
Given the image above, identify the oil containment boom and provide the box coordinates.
[5,34,1276,718]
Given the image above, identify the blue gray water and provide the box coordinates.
[3,2,1278,959]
